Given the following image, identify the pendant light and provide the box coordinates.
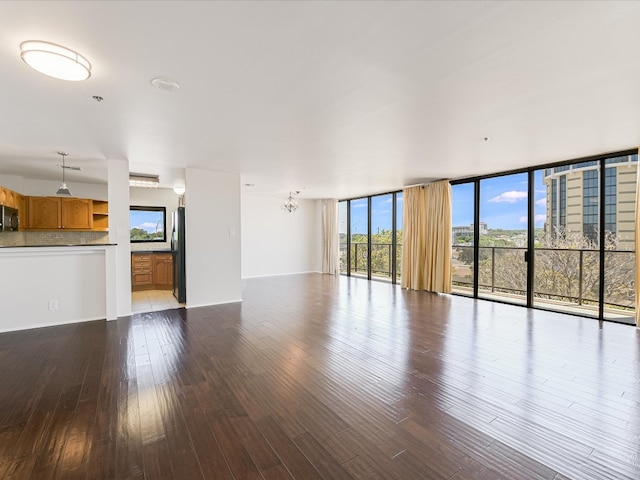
[56,152,72,196]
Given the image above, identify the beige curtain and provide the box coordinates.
[401,186,427,289]
[635,155,640,326]
[424,180,452,293]
[401,181,452,292]
[322,199,339,275]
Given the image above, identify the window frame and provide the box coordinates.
[129,205,167,243]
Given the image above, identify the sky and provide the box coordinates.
[130,209,165,233]
[452,170,546,230]
[339,193,403,235]
[339,170,547,235]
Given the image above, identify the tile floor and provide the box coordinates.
[131,289,183,314]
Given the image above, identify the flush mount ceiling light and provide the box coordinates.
[282,191,300,213]
[20,40,91,81]
[56,152,73,196]
[129,173,159,188]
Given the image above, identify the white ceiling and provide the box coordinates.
[1,1,639,199]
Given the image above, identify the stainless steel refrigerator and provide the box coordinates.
[171,207,186,303]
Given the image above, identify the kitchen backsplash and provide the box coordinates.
[0,231,109,246]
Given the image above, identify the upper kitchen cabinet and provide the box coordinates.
[0,186,17,208]
[61,198,92,229]
[28,196,60,229]
[28,197,96,230]
[91,200,109,231]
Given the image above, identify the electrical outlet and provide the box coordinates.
[48,300,58,311]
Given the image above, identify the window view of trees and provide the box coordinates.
[339,192,403,283]
[451,153,637,324]
[130,206,166,243]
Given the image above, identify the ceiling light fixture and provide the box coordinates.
[151,77,180,92]
[173,187,185,195]
[129,173,159,188]
[20,40,91,81]
[282,191,300,213]
[56,152,72,196]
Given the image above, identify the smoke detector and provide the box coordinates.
[151,77,180,92]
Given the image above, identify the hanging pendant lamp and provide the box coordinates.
[56,152,72,196]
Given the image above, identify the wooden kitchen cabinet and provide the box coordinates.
[91,200,109,231]
[0,186,18,208]
[132,252,173,291]
[28,197,61,229]
[153,253,173,288]
[132,254,153,288]
[27,197,93,230]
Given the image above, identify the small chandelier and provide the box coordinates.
[282,191,300,213]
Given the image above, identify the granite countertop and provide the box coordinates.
[131,249,172,254]
[0,243,116,248]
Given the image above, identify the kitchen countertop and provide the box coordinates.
[0,243,116,248]
[131,249,171,254]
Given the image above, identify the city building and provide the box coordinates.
[452,222,488,244]
[543,154,638,249]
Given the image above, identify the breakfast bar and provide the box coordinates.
[0,244,117,332]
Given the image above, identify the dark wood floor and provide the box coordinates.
[1,273,639,479]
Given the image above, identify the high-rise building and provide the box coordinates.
[543,154,637,249]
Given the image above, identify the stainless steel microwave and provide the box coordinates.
[0,206,19,231]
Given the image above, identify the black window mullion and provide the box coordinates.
[391,193,397,284]
[598,160,606,319]
[527,171,535,308]
[346,200,351,276]
[473,180,480,298]
[367,197,372,280]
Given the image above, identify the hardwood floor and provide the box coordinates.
[1,273,639,479]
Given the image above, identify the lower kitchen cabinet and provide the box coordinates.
[132,252,173,291]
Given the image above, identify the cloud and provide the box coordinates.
[353,203,367,208]
[519,214,546,224]
[535,198,546,206]
[137,222,163,232]
[489,191,527,203]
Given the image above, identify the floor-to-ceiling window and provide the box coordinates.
[350,198,369,278]
[451,150,637,324]
[339,201,348,274]
[451,183,475,296]
[340,191,403,284]
[477,173,529,306]
[371,194,393,281]
[396,192,403,282]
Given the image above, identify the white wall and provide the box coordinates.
[107,158,131,318]
[241,195,322,278]
[129,187,180,251]
[0,246,110,332]
[19,178,108,199]
[185,168,241,308]
[0,174,24,193]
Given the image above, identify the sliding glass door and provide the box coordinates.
[478,173,528,306]
[339,191,403,284]
[451,150,637,324]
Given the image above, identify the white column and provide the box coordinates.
[107,158,132,318]
[185,168,242,307]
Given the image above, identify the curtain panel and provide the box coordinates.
[401,181,452,293]
[322,199,340,275]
